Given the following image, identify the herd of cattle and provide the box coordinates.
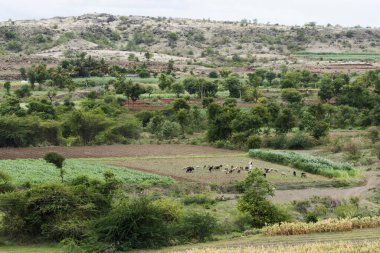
[183,164,308,178]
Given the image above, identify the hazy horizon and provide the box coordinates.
[1,0,379,27]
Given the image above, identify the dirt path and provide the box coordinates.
[0,144,243,160]
[272,171,380,203]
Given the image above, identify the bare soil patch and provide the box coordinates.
[0,144,242,160]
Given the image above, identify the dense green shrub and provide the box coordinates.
[174,211,217,242]
[287,133,315,149]
[0,116,40,147]
[247,135,262,149]
[85,197,180,251]
[249,149,357,178]
[0,174,118,241]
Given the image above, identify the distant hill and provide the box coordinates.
[1,13,380,80]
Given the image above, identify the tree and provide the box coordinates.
[125,82,146,103]
[172,98,190,111]
[318,81,334,102]
[176,109,190,134]
[310,120,329,140]
[337,82,373,109]
[3,82,11,95]
[158,73,175,90]
[146,86,154,98]
[238,169,291,228]
[19,67,27,80]
[275,108,296,133]
[47,89,57,103]
[281,88,303,104]
[144,51,152,61]
[171,82,185,97]
[68,110,111,145]
[44,152,65,182]
[223,75,242,98]
[247,72,263,87]
[27,64,48,90]
[14,85,31,98]
[167,60,175,74]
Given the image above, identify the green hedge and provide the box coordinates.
[249,149,356,178]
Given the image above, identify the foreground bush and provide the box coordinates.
[249,149,356,178]
[175,241,380,253]
[83,198,218,251]
[263,216,380,236]
[84,197,180,251]
[0,174,119,241]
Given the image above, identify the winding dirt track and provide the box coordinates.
[272,171,380,204]
[0,144,243,160]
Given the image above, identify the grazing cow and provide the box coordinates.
[209,166,214,172]
[265,168,270,174]
[301,172,307,178]
[185,167,195,173]
[293,171,297,177]
[245,166,249,171]
[281,172,287,177]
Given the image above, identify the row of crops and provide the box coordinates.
[249,149,357,178]
[0,159,174,185]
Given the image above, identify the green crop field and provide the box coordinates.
[296,52,380,61]
[0,159,174,185]
[249,149,357,178]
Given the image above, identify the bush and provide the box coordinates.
[247,135,262,149]
[249,149,357,178]
[175,212,217,242]
[0,176,117,241]
[85,197,180,250]
[287,133,315,150]
[368,127,380,143]
[262,134,288,149]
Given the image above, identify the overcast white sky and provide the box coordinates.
[1,0,379,27]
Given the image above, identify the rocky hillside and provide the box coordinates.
[1,13,380,79]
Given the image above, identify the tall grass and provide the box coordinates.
[264,216,380,236]
[249,149,356,178]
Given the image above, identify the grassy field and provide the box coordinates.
[296,52,380,61]
[137,227,380,252]
[1,227,379,253]
[0,158,174,185]
[170,241,380,253]
[0,245,62,253]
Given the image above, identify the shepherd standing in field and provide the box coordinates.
[249,160,253,170]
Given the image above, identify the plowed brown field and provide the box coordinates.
[0,144,242,160]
